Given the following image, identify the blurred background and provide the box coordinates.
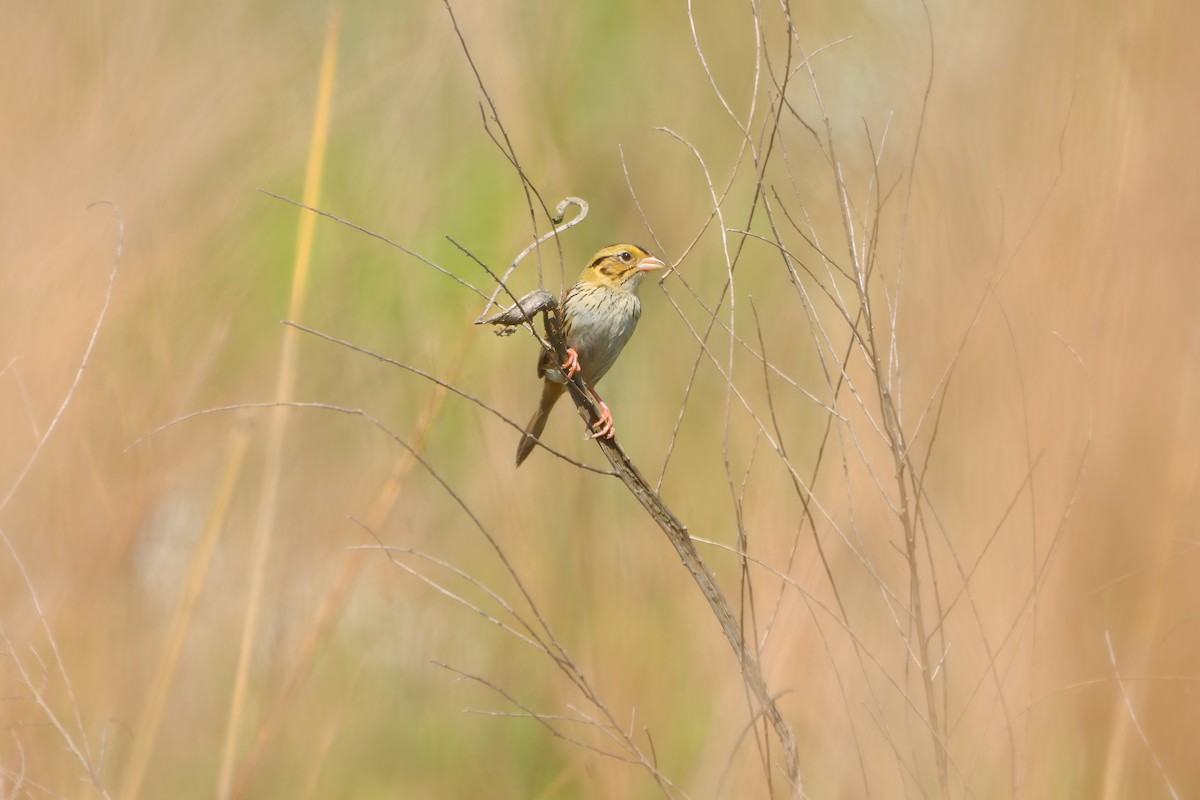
[2,0,1197,797]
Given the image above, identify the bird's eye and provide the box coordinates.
[618,251,633,263]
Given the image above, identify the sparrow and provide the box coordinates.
[515,243,665,466]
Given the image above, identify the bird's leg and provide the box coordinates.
[562,347,581,380]
[587,388,615,440]
[559,347,613,439]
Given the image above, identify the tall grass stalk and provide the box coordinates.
[215,12,341,799]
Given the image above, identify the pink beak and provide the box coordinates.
[637,255,667,272]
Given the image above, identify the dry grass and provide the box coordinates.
[2,1,1198,798]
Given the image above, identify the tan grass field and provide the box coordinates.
[2,2,1198,797]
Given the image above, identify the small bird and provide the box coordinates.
[515,243,666,466]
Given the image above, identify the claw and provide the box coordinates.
[562,347,581,380]
[588,401,615,440]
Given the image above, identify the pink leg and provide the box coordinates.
[562,347,581,380]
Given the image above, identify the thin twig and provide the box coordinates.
[1,201,122,513]
[1104,632,1180,799]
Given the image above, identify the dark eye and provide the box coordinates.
[618,250,633,263]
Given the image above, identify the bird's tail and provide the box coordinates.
[515,381,566,467]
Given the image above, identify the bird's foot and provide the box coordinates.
[562,347,581,380]
[588,401,615,440]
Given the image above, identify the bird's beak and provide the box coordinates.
[636,255,667,272]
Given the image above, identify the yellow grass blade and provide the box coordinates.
[119,417,252,800]
[215,10,342,800]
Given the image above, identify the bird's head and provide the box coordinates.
[579,244,666,293]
